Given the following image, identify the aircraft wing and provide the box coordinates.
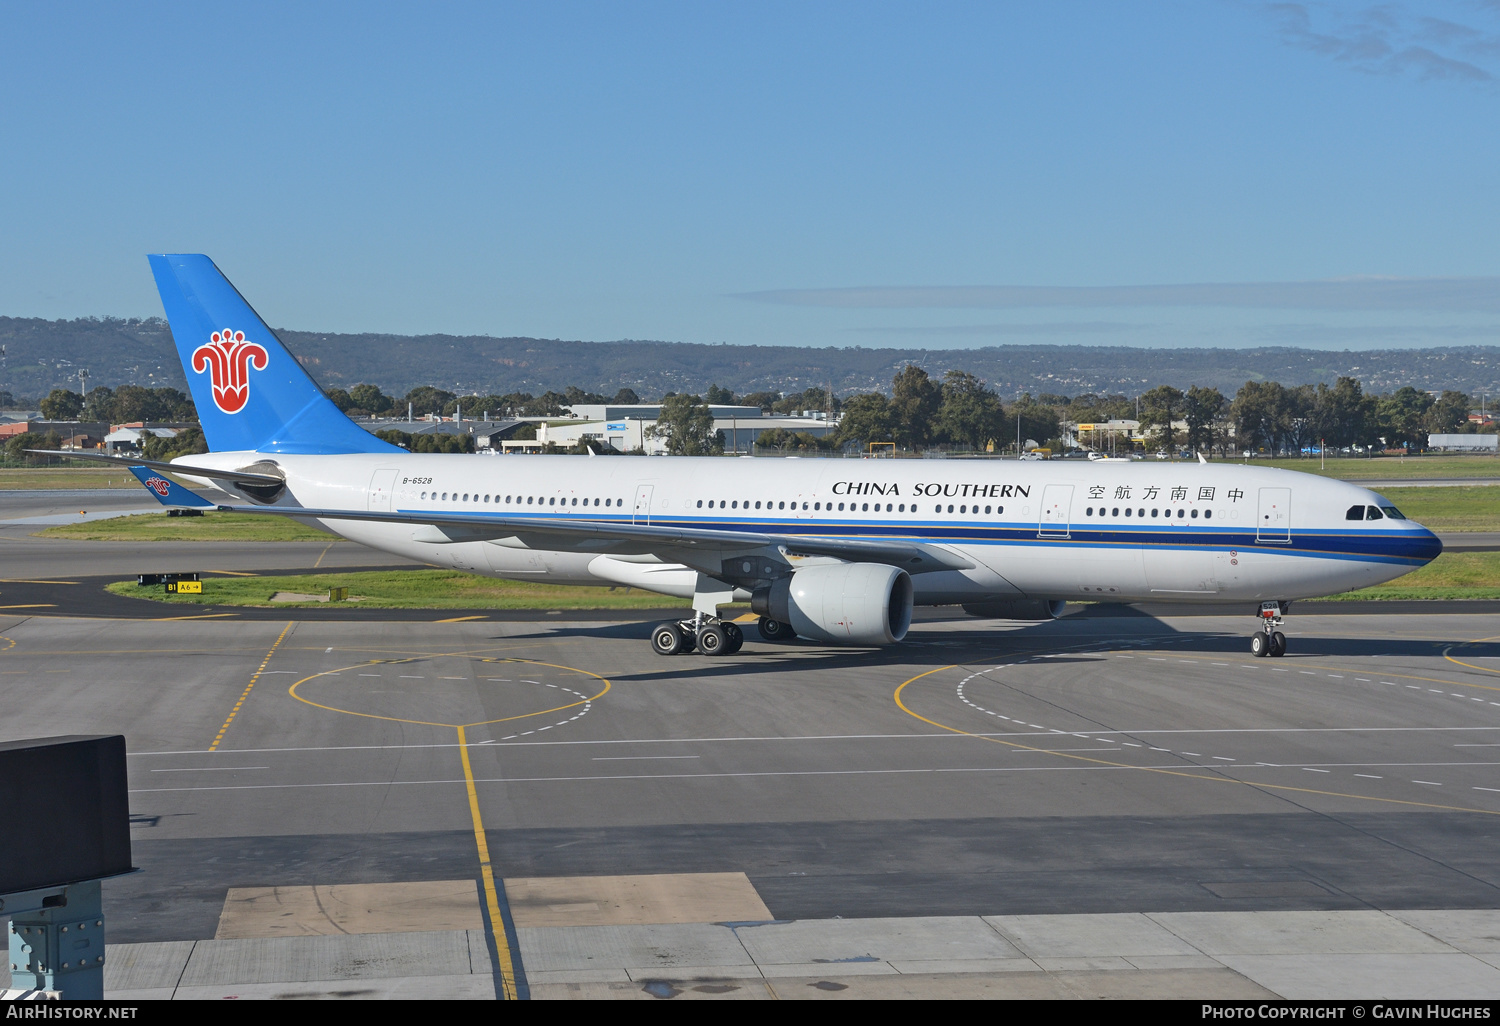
[212,501,973,574]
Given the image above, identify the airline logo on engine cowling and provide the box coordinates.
[192,329,269,414]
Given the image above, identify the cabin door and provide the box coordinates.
[632,484,654,525]
[367,468,398,512]
[1256,487,1291,544]
[1037,484,1073,538]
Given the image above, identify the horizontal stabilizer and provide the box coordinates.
[128,466,214,508]
[24,450,284,486]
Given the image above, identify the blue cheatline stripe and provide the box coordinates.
[388,508,1438,566]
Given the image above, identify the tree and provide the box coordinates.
[1139,385,1185,451]
[1011,393,1061,452]
[935,371,1005,451]
[1183,386,1226,454]
[5,431,62,464]
[611,388,641,405]
[39,388,83,420]
[1231,381,1296,453]
[705,384,735,404]
[772,386,837,416]
[403,386,456,416]
[1424,391,1472,436]
[1376,387,1433,449]
[564,385,606,406]
[890,365,941,450]
[1310,377,1375,449]
[372,429,474,453]
[739,391,778,411]
[81,386,116,422]
[349,383,394,414]
[835,392,894,448]
[754,429,832,453]
[649,394,721,455]
[142,426,208,462]
[325,388,353,412]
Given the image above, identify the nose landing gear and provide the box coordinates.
[1252,600,1288,657]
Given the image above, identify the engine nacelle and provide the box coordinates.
[961,599,1066,621]
[753,563,913,646]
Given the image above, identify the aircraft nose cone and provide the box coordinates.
[1416,526,1443,563]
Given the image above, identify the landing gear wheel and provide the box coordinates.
[697,623,729,656]
[651,622,686,656]
[1250,632,1269,657]
[757,616,796,642]
[723,622,744,654]
[1269,631,1287,657]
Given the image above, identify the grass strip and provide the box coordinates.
[1244,455,1500,480]
[0,467,144,489]
[1313,551,1500,601]
[1371,487,1500,533]
[40,511,336,541]
[105,569,695,609]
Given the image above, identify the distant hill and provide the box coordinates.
[2,315,1497,400]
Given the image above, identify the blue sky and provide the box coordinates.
[2,1,1498,350]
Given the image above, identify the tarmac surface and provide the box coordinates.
[4,488,1500,999]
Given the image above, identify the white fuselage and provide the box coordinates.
[178,452,1442,606]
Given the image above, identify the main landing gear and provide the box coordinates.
[650,616,744,657]
[1251,600,1288,658]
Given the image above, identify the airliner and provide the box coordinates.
[51,255,1442,658]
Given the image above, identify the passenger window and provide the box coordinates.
[697,500,702,508]
[947,504,954,513]
[1124,508,1132,517]
[755,501,762,509]
[549,497,556,506]
[1190,509,1199,519]
[984,505,991,514]
[1347,505,1365,521]
[1151,508,1158,518]
[863,503,869,512]
[838,502,845,511]
[814,502,821,510]
[1177,509,1185,519]
[1204,510,1212,520]
[779,502,785,510]
[1112,507,1119,516]
[1366,506,1384,520]
[526,496,533,504]
[996,505,1004,515]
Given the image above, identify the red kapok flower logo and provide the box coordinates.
[144,476,171,496]
[191,329,269,415]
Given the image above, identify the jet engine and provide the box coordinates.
[961,599,1067,621]
[753,563,913,645]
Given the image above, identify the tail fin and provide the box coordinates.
[148,254,402,455]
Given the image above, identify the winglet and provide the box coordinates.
[127,466,214,508]
[1197,452,1208,465]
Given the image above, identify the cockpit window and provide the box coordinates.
[1346,505,1364,521]
[1380,506,1406,520]
[1365,506,1384,520]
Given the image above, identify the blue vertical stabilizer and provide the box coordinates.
[148,254,403,455]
